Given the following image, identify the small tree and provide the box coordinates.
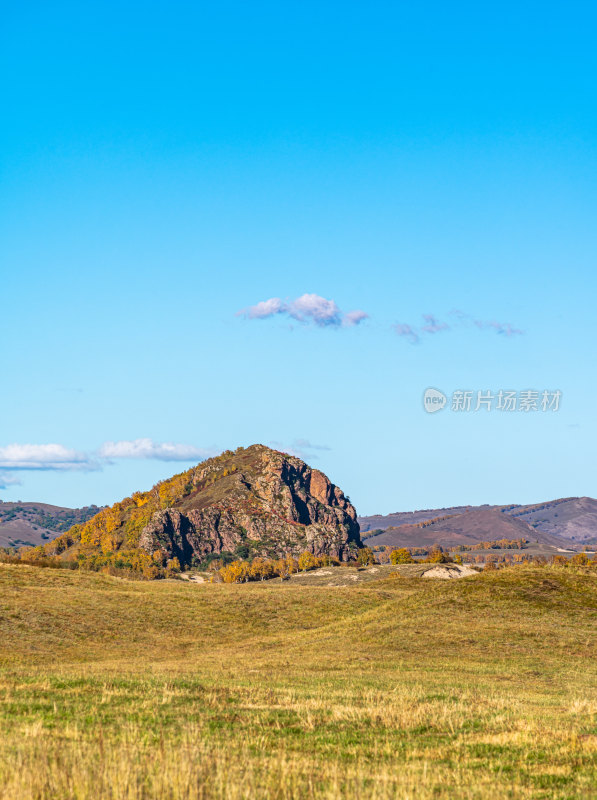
[164,557,181,577]
[390,548,414,565]
[220,560,251,583]
[274,559,290,580]
[298,551,318,572]
[285,555,299,574]
[356,547,376,567]
[425,548,450,564]
[250,558,274,581]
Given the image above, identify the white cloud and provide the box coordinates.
[0,443,97,471]
[246,297,285,319]
[99,438,211,462]
[241,293,368,328]
[287,294,342,326]
[342,309,369,327]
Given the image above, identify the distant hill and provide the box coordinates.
[0,502,102,548]
[42,445,362,571]
[365,508,566,550]
[359,496,597,549]
[359,506,474,533]
[505,497,597,543]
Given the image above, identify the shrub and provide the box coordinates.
[570,553,590,566]
[425,548,451,564]
[390,548,414,565]
[356,547,376,567]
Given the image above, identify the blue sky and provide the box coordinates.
[1,1,596,514]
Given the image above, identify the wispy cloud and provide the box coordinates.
[394,311,523,344]
[293,438,331,453]
[473,319,523,336]
[0,471,22,489]
[99,439,213,462]
[240,293,368,328]
[450,309,523,336]
[421,314,449,334]
[269,438,331,460]
[393,323,420,344]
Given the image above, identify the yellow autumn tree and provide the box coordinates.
[298,551,318,572]
[285,555,299,574]
[274,559,290,580]
[220,560,251,583]
[390,548,414,564]
[250,558,274,581]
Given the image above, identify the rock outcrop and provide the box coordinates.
[138,445,361,565]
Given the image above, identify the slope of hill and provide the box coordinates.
[0,502,101,548]
[508,497,597,542]
[359,496,597,547]
[359,506,474,533]
[43,444,361,569]
[365,508,565,549]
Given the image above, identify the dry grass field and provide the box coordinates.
[1,562,596,799]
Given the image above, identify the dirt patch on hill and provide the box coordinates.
[421,563,478,579]
[283,563,480,586]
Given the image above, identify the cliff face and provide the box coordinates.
[138,445,361,564]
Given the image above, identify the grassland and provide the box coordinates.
[1,563,596,799]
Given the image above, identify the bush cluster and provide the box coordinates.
[217,552,340,583]
[0,547,181,580]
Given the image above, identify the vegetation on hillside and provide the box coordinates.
[0,502,102,534]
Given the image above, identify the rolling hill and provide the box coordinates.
[0,502,101,548]
[364,507,566,550]
[359,497,597,549]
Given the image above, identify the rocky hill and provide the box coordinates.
[0,502,102,548]
[43,445,361,569]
